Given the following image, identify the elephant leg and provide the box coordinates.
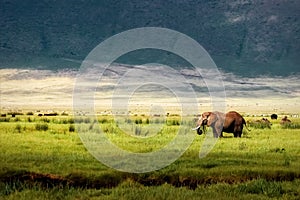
[219,132,223,137]
[234,131,242,137]
[238,131,242,137]
[213,127,223,138]
[234,125,242,138]
[211,127,219,138]
[213,131,218,138]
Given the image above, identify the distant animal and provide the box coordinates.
[44,113,58,116]
[256,118,271,124]
[280,116,291,125]
[271,114,278,120]
[251,118,272,128]
[193,111,248,138]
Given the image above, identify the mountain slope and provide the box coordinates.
[0,0,299,76]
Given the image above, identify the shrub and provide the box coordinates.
[26,111,34,115]
[60,119,68,124]
[124,118,132,124]
[236,179,283,197]
[99,118,108,123]
[154,118,162,124]
[7,112,24,116]
[135,118,142,124]
[68,118,75,124]
[75,117,84,123]
[172,119,180,126]
[0,117,10,122]
[69,125,75,132]
[41,118,50,123]
[103,124,117,134]
[35,123,48,131]
[15,124,22,133]
[27,117,34,122]
[84,118,91,123]
[281,123,300,129]
[166,119,180,126]
[145,118,150,124]
[14,117,21,122]
[248,121,271,129]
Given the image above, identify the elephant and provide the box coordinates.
[193,111,247,138]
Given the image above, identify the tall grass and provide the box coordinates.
[0,114,299,199]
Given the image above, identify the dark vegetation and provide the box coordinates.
[1,1,299,76]
[1,169,299,195]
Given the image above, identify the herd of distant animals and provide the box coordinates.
[253,114,292,126]
[0,110,295,139]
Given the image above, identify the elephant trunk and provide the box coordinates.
[202,123,206,134]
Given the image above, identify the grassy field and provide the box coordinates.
[0,114,299,199]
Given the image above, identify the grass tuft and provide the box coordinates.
[236,179,284,197]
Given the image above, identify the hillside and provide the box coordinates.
[0,0,299,76]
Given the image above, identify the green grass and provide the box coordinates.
[0,115,300,199]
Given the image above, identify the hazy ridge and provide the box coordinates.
[1,66,299,114]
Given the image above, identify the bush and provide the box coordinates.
[69,125,75,132]
[7,112,24,116]
[135,118,142,124]
[145,118,150,124]
[0,117,10,122]
[236,179,283,197]
[172,119,180,126]
[27,117,34,122]
[35,123,48,131]
[68,118,75,124]
[15,124,22,133]
[14,117,21,122]
[75,117,84,123]
[281,123,300,129]
[248,121,271,129]
[166,119,180,126]
[99,118,108,123]
[41,118,50,123]
[84,118,90,123]
[154,118,162,124]
[26,111,34,115]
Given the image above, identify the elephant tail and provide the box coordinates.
[243,118,251,131]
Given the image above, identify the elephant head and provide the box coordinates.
[198,112,218,126]
[193,112,224,136]
[193,112,216,135]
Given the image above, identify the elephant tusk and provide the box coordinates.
[192,125,201,130]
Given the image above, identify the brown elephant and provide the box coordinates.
[194,111,247,138]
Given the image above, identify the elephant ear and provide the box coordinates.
[207,112,217,126]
